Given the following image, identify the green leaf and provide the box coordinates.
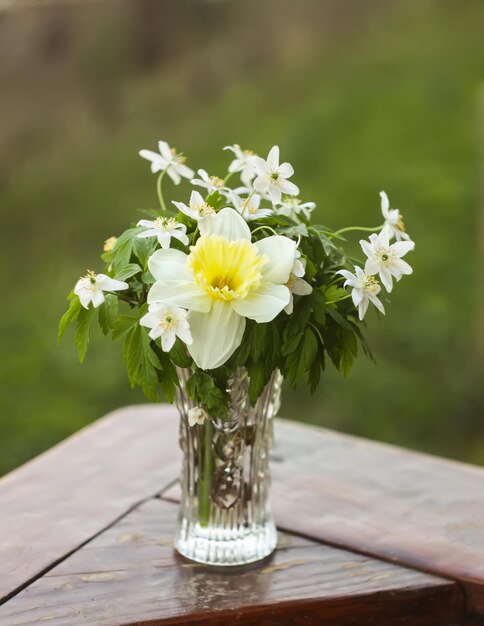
[98,294,118,335]
[247,361,267,406]
[58,292,82,344]
[186,371,230,418]
[301,327,318,372]
[122,324,160,401]
[112,314,138,340]
[133,236,156,269]
[324,284,349,304]
[111,227,143,272]
[75,306,97,363]
[114,263,142,281]
[169,338,192,368]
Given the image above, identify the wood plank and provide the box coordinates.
[0,498,465,626]
[269,419,484,615]
[0,404,179,604]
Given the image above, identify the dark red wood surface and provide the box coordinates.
[0,405,179,604]
[0,498,464,626]
[1,403,483,624]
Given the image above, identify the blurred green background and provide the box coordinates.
[1,0,483,476]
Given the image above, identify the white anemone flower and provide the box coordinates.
[172,190,215,222]
[360,229,415,293]
[230,191,272,221]
[277,196,316,221]
[337,266,385,320]
[284,254,313,314]
[380,191,410,241]
[192,169,229,196]
[223,144,258,188]
[187,406,208,427]
[138,141,194,185]
[253,146,300,204]
[146,207,296,370]
[137,217,189,249]
[74,271,128,309]
[140,303,192,352]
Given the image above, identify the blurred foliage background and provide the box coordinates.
[1,0,483,476]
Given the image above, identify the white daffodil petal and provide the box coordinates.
[188,301,246,370]
[232,283,290,323]
[255,236,296,284]
[148,249,190,281]
[148,280,211,312]
[199,207,251,241]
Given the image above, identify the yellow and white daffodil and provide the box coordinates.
[146,207,297,369]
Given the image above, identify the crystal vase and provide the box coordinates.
[173,368,282,566]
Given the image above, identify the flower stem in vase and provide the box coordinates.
[199,418,213,527]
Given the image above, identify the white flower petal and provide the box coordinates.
[267,145,279,170]
[278,180,299,196]
[368,293,385,315]
[358,298,370,321]
[255,236,296,284]
[292,278,313,296]
[380,191,390,218]
[199,207,251,241]
[148,280,211,312]
[148,248,190,281]
[96,276,128,291]
[161,331,176,352]
[188,301,246,369]
[392,240,415,257]
[91,289,105,308]
[232,283,290,323]
[268,185,282,204]
[278,162,294,178]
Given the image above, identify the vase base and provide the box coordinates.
[174,519,278,566]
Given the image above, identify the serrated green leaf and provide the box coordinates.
[111,226,143,272]
[58,292,82,344]
[170,338,192,368]
[98,293,118,335]
[75,306,97,363]
[112,314,138,340]
[114,263,142,281]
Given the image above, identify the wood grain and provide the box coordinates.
[0,404,179,604]
[0,498,464,626]
[270,419,484,615]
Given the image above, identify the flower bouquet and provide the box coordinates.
[59,140,414,566]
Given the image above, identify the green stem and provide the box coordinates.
[331,224,383,237]
[326,293,352,305]
[250,224,278,237]
[198,419,213,527]
[156,170,167,212]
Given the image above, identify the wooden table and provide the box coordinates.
[1,405,483,626]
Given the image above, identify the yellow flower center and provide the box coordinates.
[187,235,267,302]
